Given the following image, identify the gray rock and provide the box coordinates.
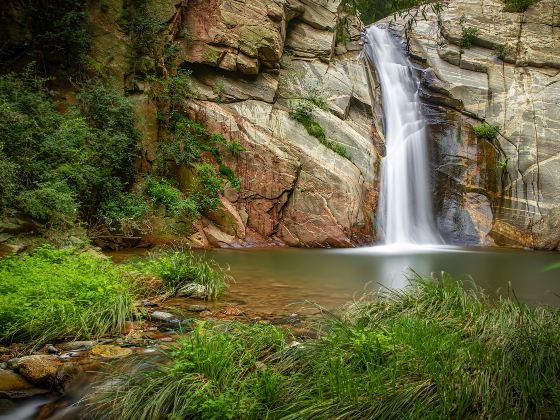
[150,311,178,322]
[177,283,208,299]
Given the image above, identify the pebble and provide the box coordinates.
[223,307,244,316]
[47,345,59,354]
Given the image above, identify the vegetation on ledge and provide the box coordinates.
[90,275,560,419]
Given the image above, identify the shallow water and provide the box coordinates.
[202,246,560,313]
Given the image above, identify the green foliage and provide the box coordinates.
[126,250,227,298]
[459,26,478,51]
[146,177,199,220]
[497,157,509,169]
[493,44,509,60]
[0,68,140,227]
[504,0,539,12]
[473,122,500,139]
[219,165,241,191]
[289,100,349,159]
[27,0,91,72]
[226,139,246,157]
[0,246,134,345]
[94,274,560,419]
[124,0,165,77]
[193,163,223,212]
[98,191,150,234]
[91,322,285,419]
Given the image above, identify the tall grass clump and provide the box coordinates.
[504,0,539,12]
[92,274,560,419]
[90,322,286,419]
[0,246,134,345]
[125,249,227,299]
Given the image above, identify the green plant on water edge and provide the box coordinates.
[124,249,228,299]
[504,0,539,13]
[497,157,509,169]
[0,246,228,346]
[88,273,560,420]
[473,122,500,139]
[0,246,134,346]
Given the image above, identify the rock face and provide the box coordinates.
[375,0,560,250]
[172,0,377,247]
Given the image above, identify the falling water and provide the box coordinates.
[364,26,441,246]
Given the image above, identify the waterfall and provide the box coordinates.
[364,26,442,246]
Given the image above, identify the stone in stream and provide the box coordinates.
[15,355,62,387]
[177,283,207,299]
[150,311,178,322]
[58,341,96,351]
[0,368,48,398]
[90,344,133,359]
[186,304,208,312]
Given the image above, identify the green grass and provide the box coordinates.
[473,122,500,139]
[0,246,228,346]
[91,274,560,419]
[124,249,228,299]
[0,246,133,345]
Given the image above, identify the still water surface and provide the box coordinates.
[203,246,560,314]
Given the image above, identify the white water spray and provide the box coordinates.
[364,26,441,246]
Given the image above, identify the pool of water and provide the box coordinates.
[200,246,560,314]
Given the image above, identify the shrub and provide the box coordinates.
[126,249,227,298]
[0,246,134,345]
[493,44,508,60]
[146,178,182,211]
[459,26,478,50]
[99,191,150,233]
[27,0,91,71]
[219,164,241,191]
[504,0,538,12]
[226,139,246,156]
[92,274,560,419]
[193,163,223,212]
[473,122,500,139]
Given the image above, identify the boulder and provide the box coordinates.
[203,223,236,247]
[15,355,62,387]
[90,345,133,359]
[0,369,48,398]
[207,196,246,239]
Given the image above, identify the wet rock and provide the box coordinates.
[150,311,178,322]
[0,369,49,398]
[16,355,62,387]
[58,341,96,351]
[46,345,59,355]
[139,299,158,307]
[186,304,208,312]
[223,307,244,316]
[90,345,133,359]
[177,283,207,299]
[55,363,83,392]
[199,310,213,318]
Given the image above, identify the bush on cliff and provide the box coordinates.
[0,68,140,227]
[91,275,560,419]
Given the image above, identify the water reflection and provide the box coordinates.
[203,247,560,313]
